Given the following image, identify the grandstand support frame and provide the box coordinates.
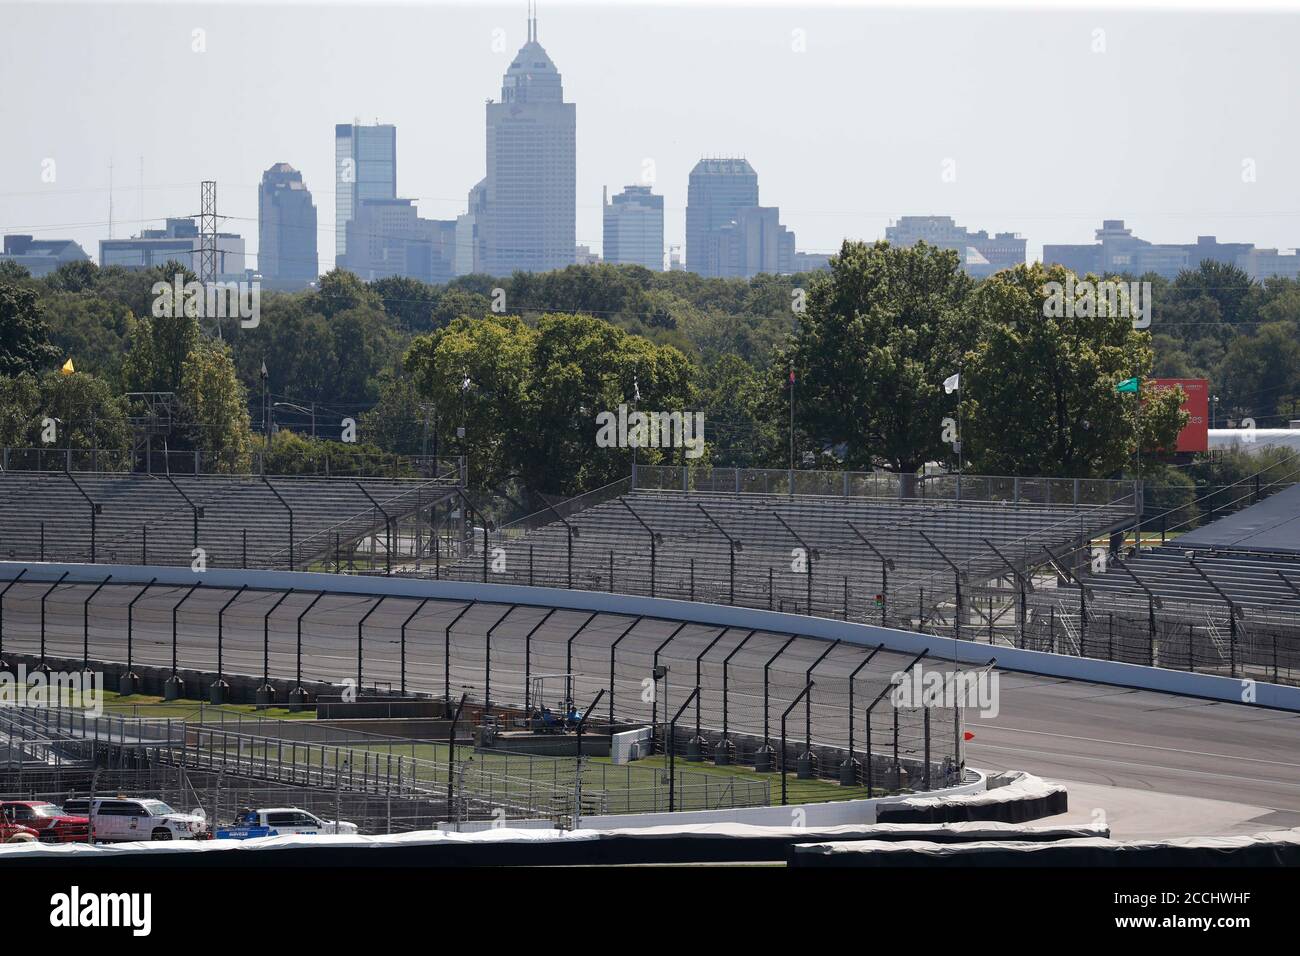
[354,482,393,576]
[262,478,295,570]
[62,471,99,563]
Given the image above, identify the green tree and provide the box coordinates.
[0,280,61,376]
[177,339,254,471]
[787,240,977,484]
[964,263,1185,477]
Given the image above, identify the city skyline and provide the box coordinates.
[3,4,1299,275]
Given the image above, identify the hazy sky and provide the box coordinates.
[2,1,1299,272]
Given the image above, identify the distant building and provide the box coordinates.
[1043,220,1292,280]
[885,216,1025,278]
[0,235,90,277]
[455,179,488,276]
[686,158,759,275]
[258,163,318,289]
[341,198,455,285]
[335,122,397,261]
[793,251,832,273]
[603,185,664,271]
[710,206,796,278]
[99,218,244,276]
[481,14,576,274]
[575,244,600,266]
[1239,248,1300,281]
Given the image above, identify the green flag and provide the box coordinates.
[1115,377,1140,394]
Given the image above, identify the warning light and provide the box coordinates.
[873,594,885,607]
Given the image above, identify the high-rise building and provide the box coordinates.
[710,206,796,278]
[1,235,90,277]
[481,13,576,275]
[100,218,244,276]
[685,158,759,276]
[341,198,456,285]
[885,216,1025,278]
[334,122,397,261]
[603,185,664,271]
[455,179,488,276]
[258,163,318,289]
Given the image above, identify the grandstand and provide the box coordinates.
[0,469,462,571]
[1028,479,1300,682]
[445,466,1137,632]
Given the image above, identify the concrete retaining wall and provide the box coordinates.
[5,561,1298,711]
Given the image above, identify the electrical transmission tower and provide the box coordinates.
[199,180,220,338]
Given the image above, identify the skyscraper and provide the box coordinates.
[710,206,795,278]
[334,122,397,261]
[603,185,664,271]
[481,12,576,275]
[258,163,318,289]
[685,158,758,276]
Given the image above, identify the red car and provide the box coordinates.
[0,819,39,844]
[0,801,92,843]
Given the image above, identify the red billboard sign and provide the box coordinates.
[1149,378,1209,453]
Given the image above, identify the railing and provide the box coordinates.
[0,447,465,481]
[632,464,1137,508]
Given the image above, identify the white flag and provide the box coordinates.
[461,375,471,392]
[943,373,961,394]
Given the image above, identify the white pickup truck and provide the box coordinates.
[217,808,359,839]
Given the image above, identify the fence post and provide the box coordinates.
[756,635,797,772]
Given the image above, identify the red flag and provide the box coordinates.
[963,731,975,741]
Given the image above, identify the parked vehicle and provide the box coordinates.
[61,797,207,842]
[0,801,92,843]
[216,807,359,839]
[0,819,39,844]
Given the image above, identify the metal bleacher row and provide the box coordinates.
[0,471,459,570]
[445,486,1135,623]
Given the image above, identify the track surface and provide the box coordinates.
[2,580,1298,820]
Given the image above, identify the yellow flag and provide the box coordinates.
[61,359,75,376]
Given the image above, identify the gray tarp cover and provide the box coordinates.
[791,828,1300,867]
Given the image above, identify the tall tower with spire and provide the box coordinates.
[482,5,576,274]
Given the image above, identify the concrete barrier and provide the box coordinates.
[4,561,1298,711]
